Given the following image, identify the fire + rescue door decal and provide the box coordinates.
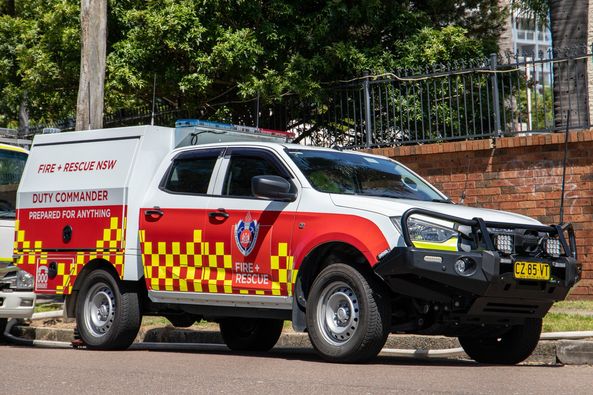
[139,208,295,296]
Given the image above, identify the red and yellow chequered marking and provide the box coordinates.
[140,229,206,292]
[239,242,295,296]
[13,217,126,294]
[140,230,296,296]
[14,220,43,265]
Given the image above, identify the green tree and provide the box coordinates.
[0,0,79,130]
[0,0,508,130]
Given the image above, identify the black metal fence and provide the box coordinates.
[282,47,592,148]
[22,46,593,148]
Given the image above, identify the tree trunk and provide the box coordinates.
[75,0,107,131]
[588,1,593,124]
[498,0,514,57]
[549,0,589,129]
[4,0,15,16]
[18,91,29,136]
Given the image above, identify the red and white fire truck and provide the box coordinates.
[14,120,581,363]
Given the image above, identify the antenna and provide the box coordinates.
[559,111,570,224]
[151,73,157,126]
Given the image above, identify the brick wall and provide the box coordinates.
[368,130,593,299]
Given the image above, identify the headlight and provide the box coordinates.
[16,269,34,290]
[393,217,459,251]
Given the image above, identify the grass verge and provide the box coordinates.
[543,313,593,332]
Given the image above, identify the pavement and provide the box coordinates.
[7,320,593,365]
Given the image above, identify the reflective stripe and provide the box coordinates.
[412,237,458,251]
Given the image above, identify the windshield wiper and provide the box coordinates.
[431,198,453,204]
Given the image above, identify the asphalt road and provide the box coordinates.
[2,344,593,394]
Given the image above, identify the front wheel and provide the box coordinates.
[0,318,7,342]
[76,270,141,349]
[306,263,389,363]
[219,318,284,351]
[459,318,542,365]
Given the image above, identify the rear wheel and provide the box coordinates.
[76,270,141,349]
[306,263,389,363]
[459,318,542,364]
[219,318,283,351]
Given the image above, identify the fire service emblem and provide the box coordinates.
[234,212,259,256]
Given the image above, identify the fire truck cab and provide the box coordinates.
[15,121,581,364]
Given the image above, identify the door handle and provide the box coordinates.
[145,207,164,217]
[208,209,229,219]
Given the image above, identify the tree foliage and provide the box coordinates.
[0,0,508,129]
[0,0,79,128]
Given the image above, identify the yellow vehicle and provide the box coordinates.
[0,143,34,334]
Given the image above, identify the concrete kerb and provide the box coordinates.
[9,324,583,365]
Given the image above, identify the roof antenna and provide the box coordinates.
[559,111,570,224]
[150,73,157,126]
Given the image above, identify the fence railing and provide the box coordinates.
[19,46,593,149]
[284,47,592,148]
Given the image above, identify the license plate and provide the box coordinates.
[513,261,550,281]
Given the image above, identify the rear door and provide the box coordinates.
[204,147,299,298]
[139,147,223,293]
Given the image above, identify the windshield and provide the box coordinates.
[0,149,27,219]
[287,149,448,202]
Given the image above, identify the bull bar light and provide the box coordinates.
[494,234,513,255]
[544,238,561,258]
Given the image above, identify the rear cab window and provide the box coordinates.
[161,148,224,195]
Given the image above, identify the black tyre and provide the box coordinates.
[0,318,7,342]
[219,318,283,351]
[75,270,141,350]
[459,318,542,365]
[306,263,390,363]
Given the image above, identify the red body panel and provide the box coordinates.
[139,208,389,297]
[14,205,126,294]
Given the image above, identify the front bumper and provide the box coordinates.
[375,247,580,318]
[374,208,582,320]
[0,290,36,319]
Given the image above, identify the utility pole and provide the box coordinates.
[75,0,107,131]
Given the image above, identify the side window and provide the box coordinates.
[224,155,283,197]
[163,149,221,194]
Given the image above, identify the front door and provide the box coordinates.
[205,147,299,297]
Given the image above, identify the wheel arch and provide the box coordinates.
[296,241,372,303]
[293,241,383,331]
[65,258,139,318]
